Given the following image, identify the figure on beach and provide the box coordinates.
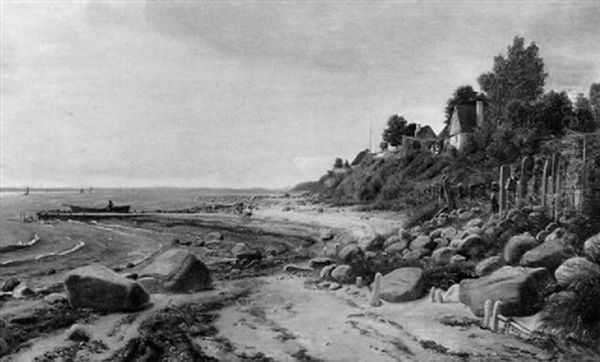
[107,200,113,211]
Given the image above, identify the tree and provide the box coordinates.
[382,115,408,147]
[573,94,597,133]
[536,91,573,136]
[333,157,343,169]
[590,83,600,123]
[444,85,480,124]
[478,36,547,121]
[379,141,389,151]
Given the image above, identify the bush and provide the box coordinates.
[540,273,600,346]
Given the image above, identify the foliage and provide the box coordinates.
[333,157,344,169]
[382,115,416,147]
[573,94,597,133]
[444,85,480,125]
[540,273,600,346]
[478,36,547,121]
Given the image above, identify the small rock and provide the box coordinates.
[455,234,485,258]
[410,235,435,250]
[66,324,90,342]
[125,273,138,280]
[466,218,483,228]
[13,283,35,299]
[320,229,335,241]
[308,257,334,269]
[376,267,425,303]
[320,264,336,280]
[328,282,342,291]
[442,284,460,303]
[283,264,312,273]
[475,256,506,277]
[337,244,364,263]
[205,231,224,241]
[1,278,20,292]
[431,247,454,266]
[331,264,353,284]
[584,233,600,263]
[384,241,408,254]
[403,248,430,262]
[137,276,161,293]
[44,293,68,304]
[450,255,466,264]
[317,281,331,289]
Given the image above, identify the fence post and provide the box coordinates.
[499,165,510,218]
[370,272,382,307]
[491,300,503,332]
[483,299,492,328]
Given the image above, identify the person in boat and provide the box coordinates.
[107,200,114,211]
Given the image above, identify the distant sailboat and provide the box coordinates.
[24,187,30,196]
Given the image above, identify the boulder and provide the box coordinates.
[320,264,336,280]
[320,229,335,241]
[520,233,574,271]
[441,227,458,240]
[464,227,483,236]
[231,243,251,257]
[450,255,466,264]
[360,234,386,251]
[466,218,483,228]
[528,212,544,228]
[308,257,334,269]
[535,230,550,243]
[283,264,313,273]
[431,247,454,266]
[43,293,68,305]
[384,235,408,250]
[554,257,600,287]
[139,249,212,293]
[1,278,20,292]
[410,235,435,250]
[459,266,551,317]
[503,233,537,264]
[384,242,408,254]
[403,248,430,262]
[584,233,600,263]
[328,282,342,291]
[442,284,461,303]
[13,283,35,299]
[544,227,578,246]
[65,265,150,312]
[66,324,90,342]
[204,231,224,241]
[429,228,445,239]
[137,277,161,294]
[455,234,485,258]
[475,256,506,277]
[338,244,364,263]
[331,264,353,284]
[376,267,425,303]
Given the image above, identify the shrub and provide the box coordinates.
[540,272,600,346]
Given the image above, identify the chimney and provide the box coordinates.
[476,100,484,128]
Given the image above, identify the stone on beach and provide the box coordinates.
[139,248,212,293]
[43,292,68,305]
[459,266,551,317]
[13,283,35,299]
[1,278,20,292]
[65,264,150,312]
[584,233,600,263]
[320,264,337,280]
[337,244,364,263]
[520,229,575,271]
[375,267,425,303]
[331,264,353,284]
[308,257,334,269]
[66,324,90,342]
[410,235,435,250]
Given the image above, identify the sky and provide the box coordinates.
[1,0,599,189]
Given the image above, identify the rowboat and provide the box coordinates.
[65,205,131,213]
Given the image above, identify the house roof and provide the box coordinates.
[438,125,449,139]
[415,125,437,139]
[451,105,478,135]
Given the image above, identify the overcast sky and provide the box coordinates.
[1,1,599,188]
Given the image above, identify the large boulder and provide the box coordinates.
[139,249,212,293]
[403,248,430,262]
[459,266,551,317]
[503,233,537,264]
[65,265,149,312]
[554,257,600,287]
[520,229,575,270]
[383,235,408,250]
[584,233,600,264]
[360,234,386,251]
[475,256,506,277]
[376,267,425,303]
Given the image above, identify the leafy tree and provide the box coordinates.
[536,91,573,136]
[590,83,600,122]
[573,94,597,133]
[382,115,408,147]
[333,157,344,169]
[444,85,480,124]
[478,36,547,121]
